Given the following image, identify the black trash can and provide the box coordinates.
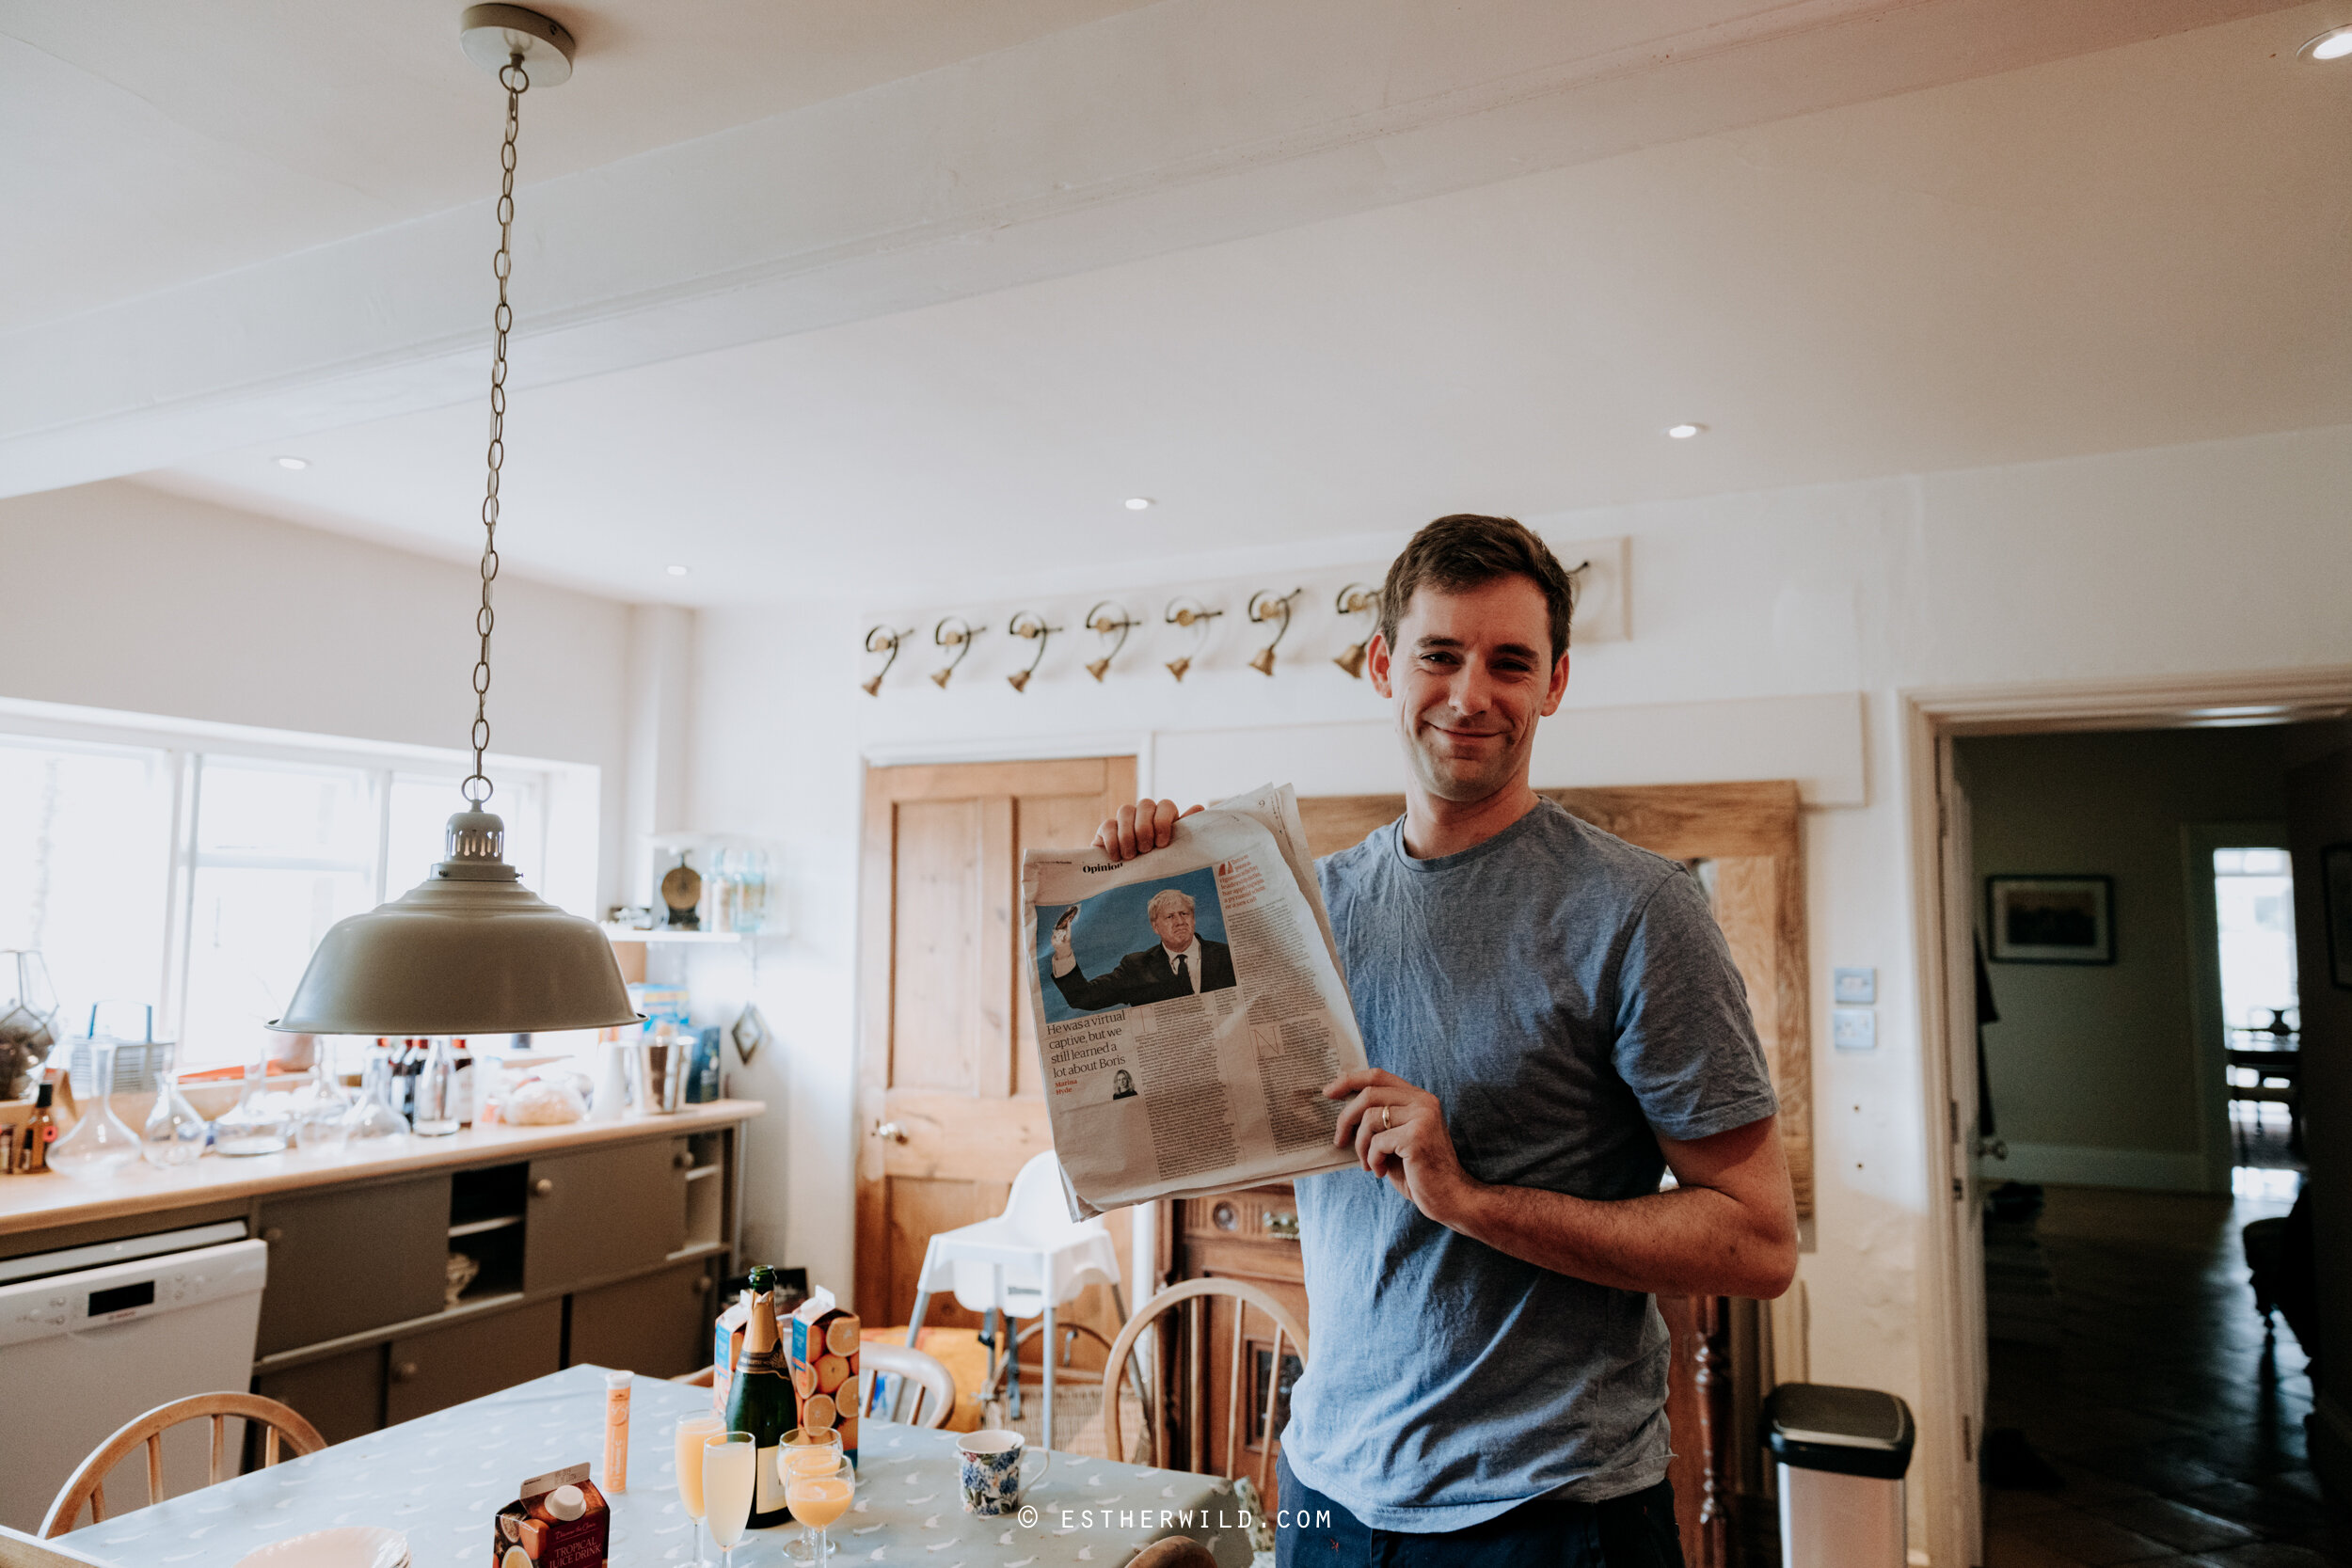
[1763,1383,1915,1567]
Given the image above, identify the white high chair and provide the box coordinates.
[903,1149,1125,1451]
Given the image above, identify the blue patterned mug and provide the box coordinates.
[957,1429,1048,1515]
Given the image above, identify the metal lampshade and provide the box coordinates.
[274,811,639,1037]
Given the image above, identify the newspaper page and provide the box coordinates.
[1021,783,1369,1215]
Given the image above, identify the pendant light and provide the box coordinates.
[275,7,638,1037]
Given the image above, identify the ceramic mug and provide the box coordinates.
[956,1429,1048,1515]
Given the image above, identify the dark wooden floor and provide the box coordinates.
[1985,1183,2340,1566]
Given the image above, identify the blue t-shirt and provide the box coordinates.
[1281,800,1778,1531]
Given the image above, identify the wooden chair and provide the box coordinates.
[862,1341,958,1429]
[1102,1277,1309,1500]
[40,1392,325,1538]
[1124,1538,1217,1568]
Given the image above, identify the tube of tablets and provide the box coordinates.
[603,1370,632,1493]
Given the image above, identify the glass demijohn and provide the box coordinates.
[213,1057,293,1156]
[342,1052,411,1143]
[48,1039,140,1176]
[141,1046,208,1167]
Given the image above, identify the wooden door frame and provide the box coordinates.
[853,736,1154,1323]
[1899,664,2352,1568]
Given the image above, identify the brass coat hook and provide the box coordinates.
[861,626,913,697]
[1245,588,1304,676]
[1006,610,1063,692]
[1162,597,1223,682]
[1083,602,1136,682]
[1331,583,1377,678]
[930,616,984,689]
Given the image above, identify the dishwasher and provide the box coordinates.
[0,1219,270,1534]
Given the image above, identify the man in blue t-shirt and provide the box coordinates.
[1089,515,1798,1566]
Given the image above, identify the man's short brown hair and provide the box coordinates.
[1377,514,1576,663]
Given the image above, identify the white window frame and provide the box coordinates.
[0,696,600,1054]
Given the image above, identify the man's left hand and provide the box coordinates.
[1325,1069,1477,1225]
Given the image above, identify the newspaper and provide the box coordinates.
[1021,783,1369,1216]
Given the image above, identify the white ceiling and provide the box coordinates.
[0,0,1156,332]
[9,0,2347,605]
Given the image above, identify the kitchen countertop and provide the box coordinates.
[0,1100,764,1238]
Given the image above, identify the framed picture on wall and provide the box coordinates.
[1986,875,2115,964]
[2325,843,2352,990]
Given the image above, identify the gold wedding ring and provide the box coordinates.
[1380,1105,1391,1132]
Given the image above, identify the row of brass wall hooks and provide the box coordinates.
[862,584,1381,695]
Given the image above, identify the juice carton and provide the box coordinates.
[788,1288,861,1466]
[711,1290,751,1414]
[492,1463,608,1568]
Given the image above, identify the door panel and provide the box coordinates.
[255,1344,385,1447]
[569,1259,715,1380]
[857,757,1138,1348]
[523,1139,688,1297]
[256,1177,450,1355]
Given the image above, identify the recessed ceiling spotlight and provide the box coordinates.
[666,564,690,577]
[1124,497,1154,511]
[275,455,310,470]
[1665,423,1706,439]
[2302,24,2352,59]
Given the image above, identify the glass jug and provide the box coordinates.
[49,1039,140,1177]
[141,1042,207,1167]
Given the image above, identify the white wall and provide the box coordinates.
[683,422,2352,1554]
[0,481,640,911]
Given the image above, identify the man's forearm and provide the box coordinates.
[1438,1179,1795,1299]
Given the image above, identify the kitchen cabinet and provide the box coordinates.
[522,1137,689,1296]
[254,1344,385,1448]
[386,1298,563,1426]
[255,1176,450,1355]
[567,1258,714,1381]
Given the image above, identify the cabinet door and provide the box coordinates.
[568,1259,716,1381]
[257,1176,452,1355]
[255,1345,386,1447]
[386,1299,564,1426]
[523,1138,689,1296]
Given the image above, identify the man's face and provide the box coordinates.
[1150,901,1196,952]
[1368,577,1568,805]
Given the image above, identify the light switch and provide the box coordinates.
[1833,1007,1877,1052]
[1833,967,1876,1005]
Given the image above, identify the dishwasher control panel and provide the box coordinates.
[0,1239,268,1348]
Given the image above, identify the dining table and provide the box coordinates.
[61,1365,1256,1567]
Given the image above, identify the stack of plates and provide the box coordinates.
[233,1527,409,1568]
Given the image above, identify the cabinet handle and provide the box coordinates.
[691,1275,710,1296]
[393,1361,420,1383]
[674,1151,694,1170]
[871,1121,907,1144]
[532,1178,555,1197]
[261,1227,284,1245]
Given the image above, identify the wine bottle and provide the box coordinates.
[722,1266,798,1528]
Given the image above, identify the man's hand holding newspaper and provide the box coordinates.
[1021,784,1371,1216]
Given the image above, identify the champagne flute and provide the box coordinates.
[702,1431,756,1568]
[674,1413,724,1566]
[785,1450,856,1566]
[779,1427,844,1564]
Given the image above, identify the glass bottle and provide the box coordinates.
[49,1039,140,1176]
[341,1052,411,1143]
[413,1038,461,1136]
[141,1044,208,1167]
[722,1266,797,1530]
[213,1057,294,1156]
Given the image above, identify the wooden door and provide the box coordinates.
[855,756,1138,1360]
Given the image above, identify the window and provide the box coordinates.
[2212,847,2297,1036]
[0,715,584,1070]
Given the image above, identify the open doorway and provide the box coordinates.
[1947,722,2336,1563]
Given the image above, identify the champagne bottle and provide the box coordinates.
[722,1266,798,1528]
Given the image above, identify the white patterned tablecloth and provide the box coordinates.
[69,1365,1253,1568]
